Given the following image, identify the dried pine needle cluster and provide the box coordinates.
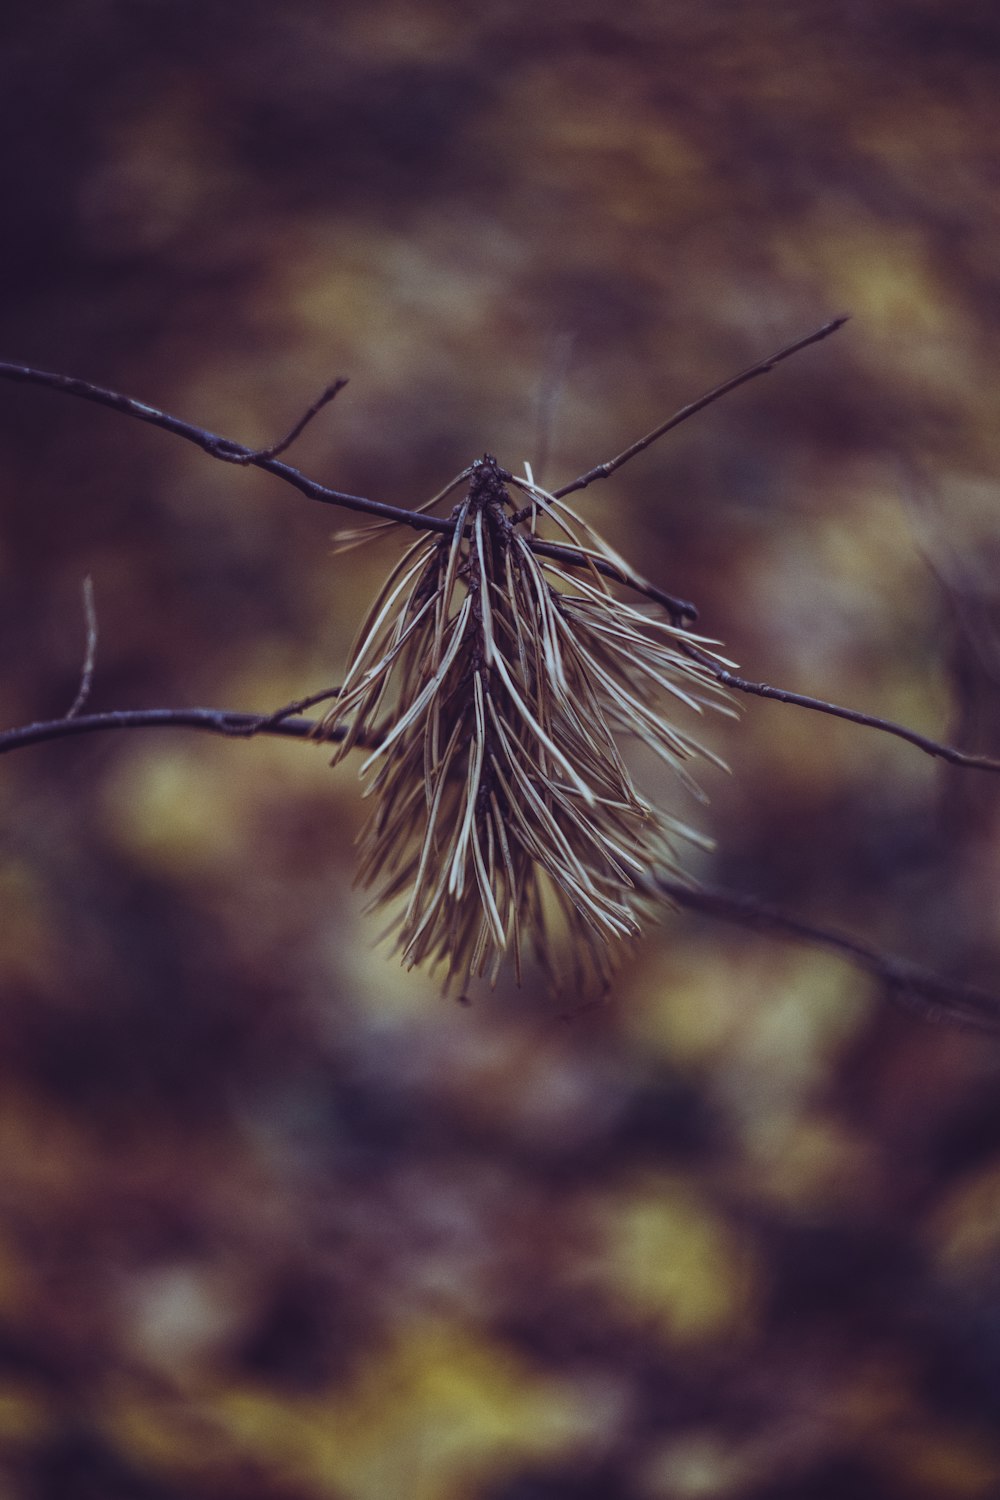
[318,456,734,993]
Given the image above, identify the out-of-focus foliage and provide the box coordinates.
[2,1,1000,1494]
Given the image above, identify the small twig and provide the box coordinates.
[66,575,97,719]
[658,875,1000,1034]
[553,316,850,500]
[211,379,349,464]
[253,685,342,728]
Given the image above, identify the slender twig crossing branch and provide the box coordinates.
[552,315,850,499]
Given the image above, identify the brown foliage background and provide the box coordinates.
[3,2,1000,1496]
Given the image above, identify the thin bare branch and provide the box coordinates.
[553,316,850,499]
[678,641,1000,772]
[66,575,98,718]
[657,875,1000,1034]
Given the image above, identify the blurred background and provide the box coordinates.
[2,1,1000,1495]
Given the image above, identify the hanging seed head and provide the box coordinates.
[317,456,735,994]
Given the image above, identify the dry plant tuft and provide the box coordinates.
[317,455,735,994]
